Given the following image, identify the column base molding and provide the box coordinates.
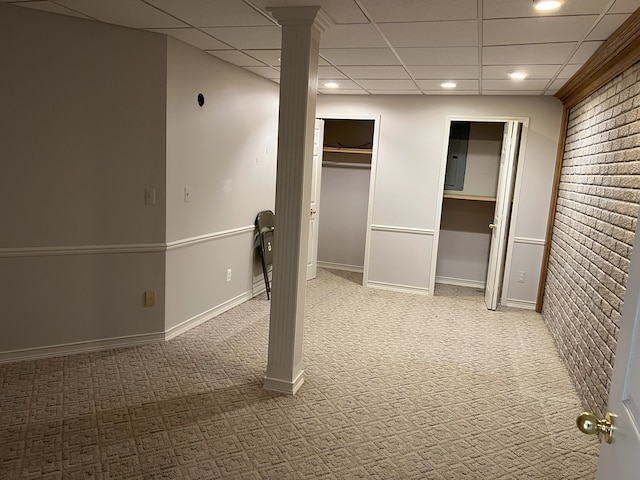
[263,370,305,395]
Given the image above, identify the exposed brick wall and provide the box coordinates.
[542,62,640,417]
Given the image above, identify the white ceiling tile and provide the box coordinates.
[481,90,543,95]
[395,47,478,66]
[55,0,187,28]
[320,24,387,48]
[484,16,598,46]
[318,66,348,79]
[319,89,369,95]
[569,41,604,63]
[145,0,272,27]
[587,14,631,40]
[318,79,361,90]
[207,49,264,66]
[422,89,480,95]
[320,48,400,66]
[340,66,410,79]
[408,65,479,79]
[359,0,477,22]
[241,49,280,66]
[251,0,369,24]
[482,79,551,90]
[610,0,640,14]
[358,79,417,90]
[149,28,230,49]
[550,78,569,91]
[18,1,91,18]
[557,64,582,79]
[416,79,479,90]
[483,43,576,65]
[201,25,281,49]
[245,66,280,79]
[379,21,478,47]
[482,65,562,79]
[368,90,422,95]
[484,0,612,19]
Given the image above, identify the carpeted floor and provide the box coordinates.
[0,268,600,479]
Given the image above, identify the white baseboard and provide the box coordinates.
[0,331,165,364]
[317,261,363,273]
[165,291,252,341]
[505,299,537,310]
[435,276,486,289]
[252,272,271,298]
[366,280,428,295]
[263,370,305,395]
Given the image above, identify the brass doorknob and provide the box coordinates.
[310,209,317,215]
[576,412,615,444]
[489,223,497,229]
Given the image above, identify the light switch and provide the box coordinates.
[184,186,191,203]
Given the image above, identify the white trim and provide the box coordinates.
[367,280,428,295]
[167,225,254,250]
[435,276,485,289]
[513,236,546,246]
[263,370,305,395]
[0,331,165,364]
[0,243,165,258]
[317,261,363,273]
[505,299,537,310]
[165,291,252,341]
[370,225,435,236]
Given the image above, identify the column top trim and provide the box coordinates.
[266,6,334,32]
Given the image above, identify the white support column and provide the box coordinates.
[263,6,332,395]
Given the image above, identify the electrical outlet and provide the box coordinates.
[226,269,232,282]
[144,290,155,307]
[518,271,526,283]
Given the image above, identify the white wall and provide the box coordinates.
[317,95,563,304]
[165,38,279,332]
[318,165,370,270]
[0,5,168,356]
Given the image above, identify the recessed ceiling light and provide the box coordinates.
[441,82,457,89]
[509,71,528,80]
[323,82,339,89]
[535,0,562,11]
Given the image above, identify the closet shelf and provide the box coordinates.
[443,194,496,202]
[323,147,373,155]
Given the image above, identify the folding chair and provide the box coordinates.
[255,210,275,299]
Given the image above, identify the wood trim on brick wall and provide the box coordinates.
[556,8,640,108]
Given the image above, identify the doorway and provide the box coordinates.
[314,117,379,284]
[432,118,525,310]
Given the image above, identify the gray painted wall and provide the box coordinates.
[0,5,168,353]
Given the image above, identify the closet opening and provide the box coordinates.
[434,120,523,310]
[315,118,375,280]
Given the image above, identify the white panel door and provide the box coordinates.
[485,121,520,310]
[307,119,324,280]
[595,224,640,478]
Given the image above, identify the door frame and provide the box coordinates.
[315,114,381,287]
[430,115,530,305]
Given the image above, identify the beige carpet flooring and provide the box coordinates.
[0,268,600,479]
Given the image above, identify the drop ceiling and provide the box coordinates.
[5,0,639,95]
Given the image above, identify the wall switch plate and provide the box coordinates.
[227,269,232,282]
[144,290,155,307]
[184,186,191,203]
[518,271,526,283]
[144,187,156,206]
